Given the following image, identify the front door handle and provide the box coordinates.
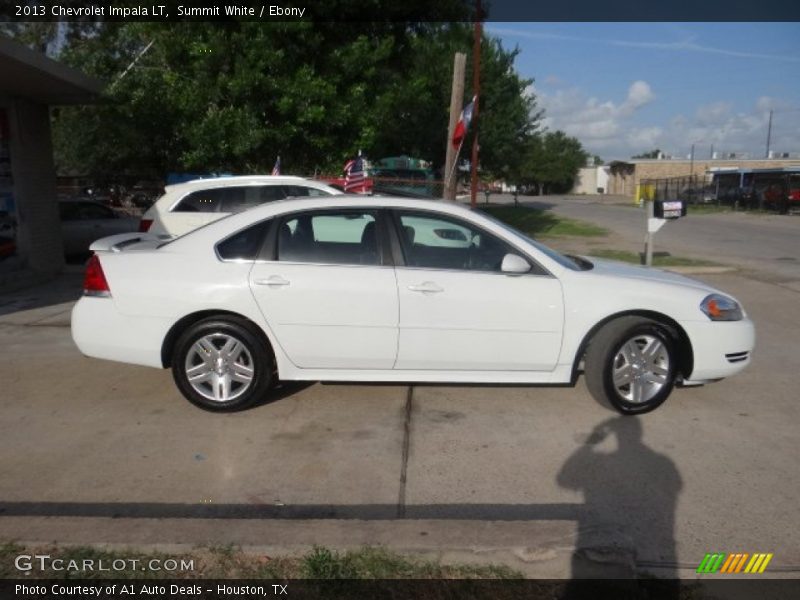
[254,276,290,287]
[408,282,444,293]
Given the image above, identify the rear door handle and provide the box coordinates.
[408,282,443,293]
[254,276,290,287]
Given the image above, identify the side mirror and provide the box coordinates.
[501,253,531,274]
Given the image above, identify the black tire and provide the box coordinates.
[171,316,273,412]
[584,317,677,415]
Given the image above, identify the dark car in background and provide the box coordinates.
[59,199,139,256]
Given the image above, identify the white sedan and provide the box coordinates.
[71,196,754,415]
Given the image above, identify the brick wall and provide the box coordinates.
[8,98,64,274]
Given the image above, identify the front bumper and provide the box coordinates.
[680,317,755,382]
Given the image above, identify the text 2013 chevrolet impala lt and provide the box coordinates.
[71,196,754,415]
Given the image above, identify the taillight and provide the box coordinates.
[83,254,111,297]
[138,219,153,232]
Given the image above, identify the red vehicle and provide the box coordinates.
[318,176,373,194]
[0,235,14,260]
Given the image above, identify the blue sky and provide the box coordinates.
[487,23,800,161]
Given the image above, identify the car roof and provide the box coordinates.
[163,175,331,193]
[187,195,475,232]
[161,195,569,276]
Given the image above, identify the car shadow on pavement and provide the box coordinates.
[557,416,682,593]
[252,380,315,408]
[0,270,83,317]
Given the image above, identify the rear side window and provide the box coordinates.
[220,186,286,212]
[216,220,271,261]
[174,186,288,213]
[278,210,380,265]
[283,186,333,198]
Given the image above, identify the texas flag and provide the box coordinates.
[451,96,476,149]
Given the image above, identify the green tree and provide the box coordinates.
[632,148,661,159]
[4,19,541,183]
[518,131,587,195]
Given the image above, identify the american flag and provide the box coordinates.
[344,155,366,193]
[271,156,280,176]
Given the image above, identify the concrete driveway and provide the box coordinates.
[0,263,798,579]
[514,194,800,283]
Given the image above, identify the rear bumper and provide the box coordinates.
[681,317,755,382]
[71,296,167,369]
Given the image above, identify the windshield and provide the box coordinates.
[475,208,585,271]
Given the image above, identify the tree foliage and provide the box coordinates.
[26,20,541,182]
[517,131,588,194]
[632,148,661,159]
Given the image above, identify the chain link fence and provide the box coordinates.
[639,173,799,214]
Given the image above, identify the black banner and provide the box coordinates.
[1,0,799,23]
[2,579,800,600]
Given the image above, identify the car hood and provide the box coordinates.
[582,257,717,292]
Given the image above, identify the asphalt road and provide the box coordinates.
[0,265,798,579]
[514,195,800,283]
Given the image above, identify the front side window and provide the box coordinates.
[283,185,333,198]
[278,210,380,266]
[395,211,523,273]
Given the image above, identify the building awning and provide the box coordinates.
[0,36,104,104]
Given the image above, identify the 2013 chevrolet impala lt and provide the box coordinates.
[71,196,755,414]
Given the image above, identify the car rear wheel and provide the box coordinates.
[172,317,272,411]
[585,317,677,415]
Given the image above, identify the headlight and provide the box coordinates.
[700,294,743,321]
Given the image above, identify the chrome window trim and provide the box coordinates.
[255,259,394,270]
[392,264,556,279]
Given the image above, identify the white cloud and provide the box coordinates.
[543,74,565,86]
[626,126,663,150]
[536,82,800,159]
[536,81,656,149]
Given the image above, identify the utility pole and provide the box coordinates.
[470,0,482,208]
[765,108,773,158]
[444,53,466,201]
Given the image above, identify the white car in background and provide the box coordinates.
[139,175,341,238]
[72,196,754,415]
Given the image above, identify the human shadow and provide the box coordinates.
[557,416,682,598]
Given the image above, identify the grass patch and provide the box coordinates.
[0,542,521,580]
[478,205,608,238]
[588,248,720,267]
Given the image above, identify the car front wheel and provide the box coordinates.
[172,317,272,411]
[585,317,677,415]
